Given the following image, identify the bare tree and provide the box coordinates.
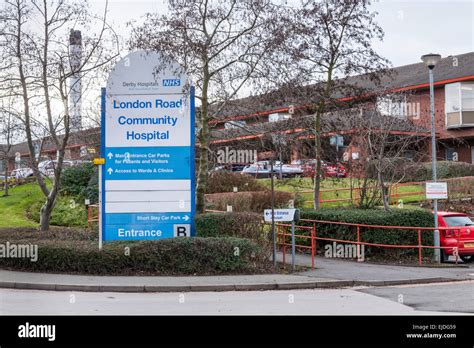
[344,93,429,210]
[0,94,21,196]
[128,0,291,213]
[0,0,119,231]
[285,0,389,209]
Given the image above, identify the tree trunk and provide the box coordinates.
[313,114,322,209]
[313,66,333,210]
[3,158,8,197]
[40,190,57,231]
[196,129,209,213]
[378,170,390,211]
[196,65,210,214]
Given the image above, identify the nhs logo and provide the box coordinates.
[162,79,181,87]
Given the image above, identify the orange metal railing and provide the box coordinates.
[276,219,459,268]
[87,204,99,229]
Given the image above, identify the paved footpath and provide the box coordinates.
[0,269,347,292]
[279,253,474,284]
[0,254,473,292]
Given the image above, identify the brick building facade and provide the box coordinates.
[2,52,474,172]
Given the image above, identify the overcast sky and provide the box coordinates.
[91,0,474,68]
[2,0,473,142]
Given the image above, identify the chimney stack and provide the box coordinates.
[69,30,82,131]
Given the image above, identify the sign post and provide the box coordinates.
[426,181,447,263]
[291,219,295,271]
[264,208,300,271]
[330,135,344,162]
[98,165,103,250]
[425,182,448,200]
[100,51,195,242]
[93,157,105,250]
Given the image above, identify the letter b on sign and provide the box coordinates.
[174,224,190,237]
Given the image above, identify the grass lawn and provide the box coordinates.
[259,177,425,208]
[0,182,87,228]
[0,183,44,227]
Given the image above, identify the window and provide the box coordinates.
[445,82,474,128]
[403,150,414,160]
[446,148,458,161]
[443,215,474,227]
[268,113,291,122]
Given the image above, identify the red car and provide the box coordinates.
[324,163,347,178]
[300,160,347,178]
[438,211,474,263]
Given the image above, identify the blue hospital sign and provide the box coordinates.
[101,50,195,241]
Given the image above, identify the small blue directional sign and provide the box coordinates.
[101,50,195,241]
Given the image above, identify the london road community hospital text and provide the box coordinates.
[112,98,183,141]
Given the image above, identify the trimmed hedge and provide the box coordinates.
[195,212,263,238]
[398,161,474,182]
[0,227,270,275]
[292,209,435,258]
[206,171,265,194]
[0,176,36,189]
[446,177,474,200]
[195,212,271,257]
[205,190,294,212]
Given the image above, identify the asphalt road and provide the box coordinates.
[358,280,474,313]
[292,254,474,282]
[1,282,472,315]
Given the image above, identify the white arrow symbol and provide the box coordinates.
[107,168,113,175]
[107,152,113,159]
[183,215,189,221]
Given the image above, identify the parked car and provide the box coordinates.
[210,163,246,173]
[38,160,74,177]
[280,164,304,177]
[297,159,347,178]
[242,161,303,178]
[10,160,74,179]
[256,160,282,166]
[324,162,347,178]
[10,168,34,179]
[438,211,474,263]
[241,163,274,178]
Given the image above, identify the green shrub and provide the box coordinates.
[399,161,474,182]
[195,212,263,238]
[60,163,95,199]
[0,226,96,241]
[0,227,269,275]
[287,208,435,259]
[196,212,274,260]
[84,166,99,204]
[447,177,474,200]
[28,197,87,227]
[206,171,265,193]
[205,190,293,212]
[0,176,36,189]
